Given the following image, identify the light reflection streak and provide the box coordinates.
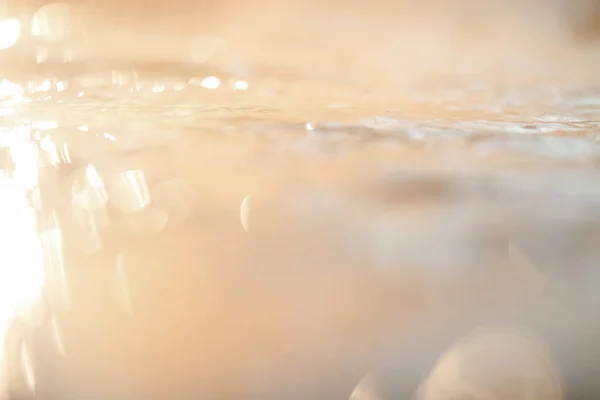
[40,227,69,310]
[36,47,49,64]
[111,170,151,214]
[39,135,60,165]
[349,373,382,400]
[20,341,35,393]
[10,138,40,191]
[85,164,104,189]
[0,177,45,318]
[50,313,66,357]
[0,81,59,394]
[61,142,71,164]
[0,163,45,395]
[31,3,71,42]
[116,254,133,314]
[240,194,251,233]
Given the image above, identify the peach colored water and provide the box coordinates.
[1,1,600,399]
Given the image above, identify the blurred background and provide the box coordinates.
[1,1,600,400]
[1,0,600,84]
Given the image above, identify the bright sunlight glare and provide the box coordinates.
[0,81,47,396]
[0,19,21,50]
[0,173,45,323]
